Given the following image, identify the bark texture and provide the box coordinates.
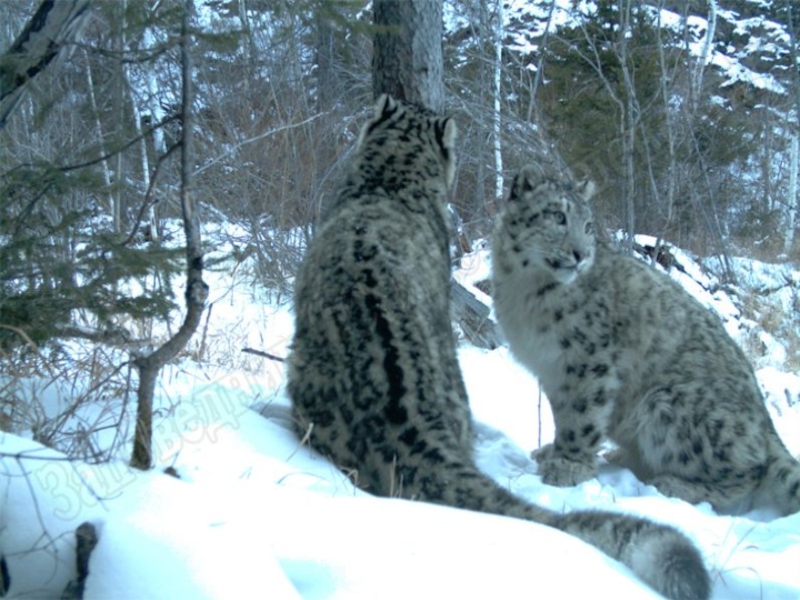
[372,0,444,113]
[0,0,91,128]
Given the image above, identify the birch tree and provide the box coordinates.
[492,0,503,203]
[0,0,91,128]
[783,1,800,252]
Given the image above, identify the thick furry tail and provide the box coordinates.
[417,461,710,600]
[551,511,710,600]
[764,434,800,515]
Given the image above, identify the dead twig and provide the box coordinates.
[241,347,286,362]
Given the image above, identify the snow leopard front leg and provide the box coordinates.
[533,371,617,487]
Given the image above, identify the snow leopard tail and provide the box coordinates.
[416,459,710,600]
[549,510,709,600]
[764,432,800,515]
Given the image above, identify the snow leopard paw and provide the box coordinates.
[531,443,556,461]
[536,454,597,487]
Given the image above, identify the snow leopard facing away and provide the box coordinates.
[287,95,709,600]
[491,164,800,517]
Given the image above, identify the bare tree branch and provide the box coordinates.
[193,112,327,177]
[242,347,286,362]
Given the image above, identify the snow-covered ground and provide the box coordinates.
[2,239,800,599]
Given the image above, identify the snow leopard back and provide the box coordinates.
[287,99,709,600]
[288,95,472,495]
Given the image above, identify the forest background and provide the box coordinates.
[2,0,800,460]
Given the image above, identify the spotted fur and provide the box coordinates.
[492,165,800,518]
[288,98,710,600]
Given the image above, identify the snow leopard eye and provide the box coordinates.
[552,211,566,225]
[585,221,594,235]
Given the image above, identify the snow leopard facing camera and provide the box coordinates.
[492,164,800,517]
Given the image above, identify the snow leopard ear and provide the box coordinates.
[437,116,457,187]
[374,93,398,118]
[509,164,546,201]
[576,179,596,201]
[440,116,457,151]
[358,94,400,148]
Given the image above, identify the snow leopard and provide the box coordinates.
[287,96,709,600]
[491,164,800,517]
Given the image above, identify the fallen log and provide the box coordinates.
[450,279,500,350]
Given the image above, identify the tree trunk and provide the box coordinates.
[527,0,556,124]
[83,47,115,213]
[492,0,504,203]
[785,2,800,253]
[692,0,717,112]
[786,132,798,253]
[450,280,500,350]
[618,0,638,242]
[0,0,91,128]
[372,0,444,113]
[315,1,340,112]
[370,0,500,348]
[131,0,207,470]
[112,0,126,232]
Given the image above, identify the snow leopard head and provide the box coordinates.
[500,165,596,284]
